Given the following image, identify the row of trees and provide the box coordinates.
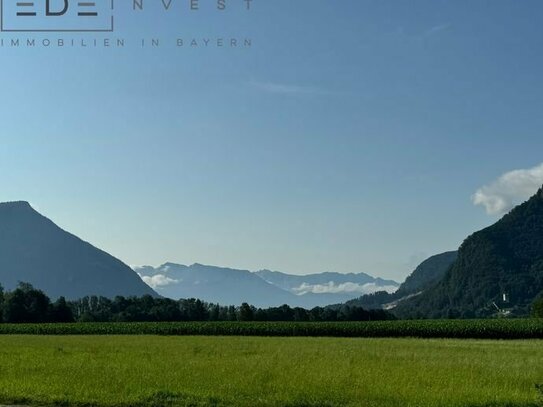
[0,283,395,323]
[0,283,73,323]
[71,295,395,322]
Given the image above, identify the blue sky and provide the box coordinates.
[1,0,543,280]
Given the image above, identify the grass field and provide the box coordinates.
[0,336,542,407]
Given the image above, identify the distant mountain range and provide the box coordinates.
[0,200,400,308]
[4,186,543,318]
[256,269,399,306]
[135,264,399,308]
[0,201,157,299]
[135,263,297,308]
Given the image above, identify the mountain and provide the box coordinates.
[136,263,399,308]
[395,251,458,297]
[255,270,399,306]
[135,263,299,308]
[342,251,458,310]
[396,187,543,319]
[0,201,158,299]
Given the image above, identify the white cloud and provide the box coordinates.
[472,163,543,215]
[293,282,397,296]
[139,273,180,289]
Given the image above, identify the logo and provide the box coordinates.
[0,0,114,32]
[0,1,255,50]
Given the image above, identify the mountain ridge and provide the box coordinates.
[135,263,299,308]
[395,186,543,318]
[341,251,458,310]
[0,201,158,300]
[136,262,399,308]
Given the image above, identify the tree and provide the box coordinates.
[238,303,254,321]
[0,283,4,321]
[2,283,51,323]
[208,304,220,321]
[50,297,75,323]
[227,305,237,321]
[293,307,309,322]
[533,297,543,318]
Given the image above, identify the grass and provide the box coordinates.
[0,336,541,407]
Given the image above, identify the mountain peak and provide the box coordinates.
[0,201,34,210]
[0,202,158,299]
[161,262,187,269]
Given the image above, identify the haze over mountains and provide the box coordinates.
[135,263,399,308]
[256,269,399,306]
[0,200,400,308]
[135,263,297,308]
[0,201,157,299]
[3,185,543,318]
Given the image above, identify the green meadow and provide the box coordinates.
[0,335,541,407]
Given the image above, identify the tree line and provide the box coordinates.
[0,283,73,323]
[0,282,395,323]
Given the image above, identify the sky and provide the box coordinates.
[1,0,543,281]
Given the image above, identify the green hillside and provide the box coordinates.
[343,251,457,310]
[396,187,543,318]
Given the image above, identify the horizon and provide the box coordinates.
[2,0,543,281]
[0,195,520,283]
[133,260,406,281]
[0,199,406,280]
